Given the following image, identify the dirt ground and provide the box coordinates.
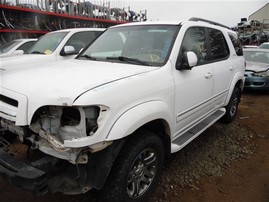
[0,90,268,202]
[169,90,269,202]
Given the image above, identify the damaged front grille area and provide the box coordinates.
[0,131,49,195]
[0,101,112,165]
[0,89,28,125]
[0,103,109,164]
[0,135,72,195]
[0,121,96,195]
[0,150,49,195]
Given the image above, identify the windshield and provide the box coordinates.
[259,43,269,49]
[79,25,179,66]
[0,40,21,54]
[27,32,68,55]
[243,50,269,64]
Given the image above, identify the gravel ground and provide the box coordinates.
[150,120,255,202]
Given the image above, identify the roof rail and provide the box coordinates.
[189,17,231,30]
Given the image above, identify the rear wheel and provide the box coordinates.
[99,130,165,202]
[221,87,241,123]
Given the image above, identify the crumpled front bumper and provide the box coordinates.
[244,73,269,90]
[0,149,48,195]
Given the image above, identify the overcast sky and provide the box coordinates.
[117,0,268,27]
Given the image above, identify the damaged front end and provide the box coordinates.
[0,105,122,195]
[2,105,110,163]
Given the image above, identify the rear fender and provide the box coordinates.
[224,72,245,105]
[106,101,172,141]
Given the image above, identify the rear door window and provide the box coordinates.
[229,33,243,56]
[208,28,229,60]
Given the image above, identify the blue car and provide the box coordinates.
[243,48,269,91]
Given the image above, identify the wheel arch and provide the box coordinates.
[107,101,172,140]
[224,75,244,106]
[88,118,171,191]
[106,101,172,156]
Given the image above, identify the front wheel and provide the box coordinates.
[99,130,165,202]
[221,87,241,123]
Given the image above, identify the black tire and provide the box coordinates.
[221,87,241,123]
[98,130,165,202]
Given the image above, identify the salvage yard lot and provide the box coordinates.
[150,90,269,202]
[0,91,268,202]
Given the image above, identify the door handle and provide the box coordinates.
[205,72,213,79]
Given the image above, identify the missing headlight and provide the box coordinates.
[84,106,100,136]
[61,107,81,126]
[30,106,101,146]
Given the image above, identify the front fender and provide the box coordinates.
[224,72,245,105]
[106,101,173,141]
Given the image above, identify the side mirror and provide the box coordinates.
[60,45,75,56]
[176,51,198,70]
[12,50,24,56]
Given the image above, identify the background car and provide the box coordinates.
[0,38,37,58]
[242,45,258,49]
[1,28,105,67]
[243,48,269,90]
[259,42,269,49]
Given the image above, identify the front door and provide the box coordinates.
[173,26,214,139]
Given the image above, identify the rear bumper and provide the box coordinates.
[0,150,48,195]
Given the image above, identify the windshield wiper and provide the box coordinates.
[28,51,45,54]
[78,54,98,60]
[106,56,151,66]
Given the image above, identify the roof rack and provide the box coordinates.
[189,17,231,30]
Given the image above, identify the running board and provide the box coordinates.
[171,108,226,153]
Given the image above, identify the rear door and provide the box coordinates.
[208,28,234,108]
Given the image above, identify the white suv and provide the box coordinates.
[0,28,105,67]
[0,18,245,201]
[0,38,37,58]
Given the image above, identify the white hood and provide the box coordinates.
[1,59,156,106]
[0,54,55,67]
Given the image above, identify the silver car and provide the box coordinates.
[243,48,269,91]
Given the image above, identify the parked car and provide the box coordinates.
[0,18,245,201]
[0,38,37,58]
[259,42,269,49]
[0,28,105,67]
[242,45,258,49]
[243,48,269,90]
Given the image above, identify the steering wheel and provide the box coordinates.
[149,49,167,62]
